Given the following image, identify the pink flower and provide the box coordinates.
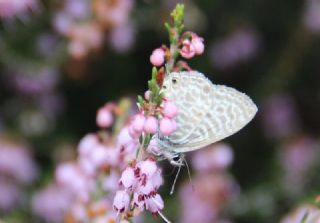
[131,114,145,133]
[128,125,141,139]
[191,36,205,55]
[143,116,158,134]
[147,138,160,155]
[78,133,99,156]
[113,190,130,213]
[116,159,164,215]
[129,114,146,138]
[32,184,73,223]
[162,100,178,118]
[138,159,157,178]
[150,169,163,189]
[150,48,165,66]
[159,118,177,136]
[145,194,164,214]
[180,39,196,59]
[120,167,136,188]
[191,143,234,172]
[0,179,21,211]
[117,127,138,155]
[96,106,113,128]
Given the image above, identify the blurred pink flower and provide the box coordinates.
[150,48,166,67]
[303,0,320,33]
[96,106,114,128]
[280,136,319,194]
[210,28,259,70]
[191,143,234,172]
[55,162,94,202]
[32,184,73,223]
[7,68,59,95]
[94,0,134,27]
[64,0,89,19]
[0,138,38,184]
[0,178,21,211]
[68,23,104,59]
[0,0,38,19]
[261,94,299,138]
[179,173,238,223]
[110,22,135,53]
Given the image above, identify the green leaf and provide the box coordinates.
[137,95,144,106]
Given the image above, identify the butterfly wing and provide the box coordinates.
[170,84,258,153]
[160,71,214,145]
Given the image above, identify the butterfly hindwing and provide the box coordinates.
[171,84,257,153]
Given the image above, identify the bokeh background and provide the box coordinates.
[1,0,320,222]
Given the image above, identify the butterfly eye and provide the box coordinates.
[172,78,177,84]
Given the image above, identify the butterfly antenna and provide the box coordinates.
[157,210,172,223]
[183,156,194,191]
[170,164,182,195]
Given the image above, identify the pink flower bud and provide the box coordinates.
[143,116,158,134]
[138,159,157,178]
[133,192,145,210]
[147,138,160,155]
[150,48,165,66]
[191,36,205,55]
[120,167,136,188]
[160,118,177,136]
[96,107,113,128]
[128,125,141,139]
[113,190,130,213]
[144,90,151,101]
[131,114,145,133]
[180,39,196,59]
[162,100,178,118]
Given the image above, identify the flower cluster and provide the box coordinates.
[114,159,164,216]
[128,99,178,139]
[0,0,38,19]
[0,136,38,212]
[210,28,259,70]
[150,32,205,67]
[53,0,135,59]
[33,4,208,223]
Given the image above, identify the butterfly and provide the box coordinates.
[157,71,258,166]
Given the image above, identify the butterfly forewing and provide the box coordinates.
[161,71,213,144]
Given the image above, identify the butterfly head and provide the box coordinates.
[161,72,182,94]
